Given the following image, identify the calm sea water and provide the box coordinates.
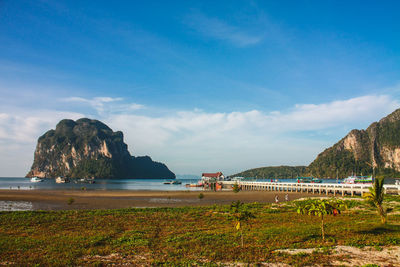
[0,177,205,191]
[0,177,397,191]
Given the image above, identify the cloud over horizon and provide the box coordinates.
[62,96,144,115]
[0,94,398,177]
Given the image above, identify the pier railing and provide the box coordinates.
[220,181,400,196]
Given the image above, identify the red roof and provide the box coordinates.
[202,172,223,178]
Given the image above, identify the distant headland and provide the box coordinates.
[235,108,400,179]
[26,118,175,179]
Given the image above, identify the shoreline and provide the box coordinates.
[0,189,311,210]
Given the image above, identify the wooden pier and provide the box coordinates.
[221,181,400,196]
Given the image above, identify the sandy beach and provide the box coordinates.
[0,189,310,210]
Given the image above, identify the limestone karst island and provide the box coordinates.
[1,1,400,266]
[26,118,175,179]
[235,108,400,179]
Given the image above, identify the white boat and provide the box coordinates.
[343,176,373,184]
[56,176,69,183]
[79,178,95,184]
[231,177,245,182]
[163,180,182,185]
[30,177,43,183]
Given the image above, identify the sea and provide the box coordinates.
[0,177,398,211]
[0,177,204,211]
[0,177,203,191]
[1,177,398,191]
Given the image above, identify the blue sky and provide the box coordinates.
[1,0,400,176]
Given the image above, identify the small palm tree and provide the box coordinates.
[230,201,255,247]
[297,198,346,241]
[232,182,240,193]
[363,178,386,224]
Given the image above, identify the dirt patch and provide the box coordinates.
[277,246,400,266]
[81,253,152,265]
[332,246,400,266]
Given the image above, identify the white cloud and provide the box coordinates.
[62,96,144,114]
[0,94,398,176]
[104,94,399,175]
[0,110,84,143]
[267,95,399,132]
[186,13,263,47]
[0,110,84,177]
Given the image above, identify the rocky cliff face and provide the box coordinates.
[308,108,400,177]
[26,118,175,179]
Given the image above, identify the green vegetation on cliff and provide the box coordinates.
[237,109,400,179]
[308,109,400,178]
[26,118,175,179]
[233,166,307,179]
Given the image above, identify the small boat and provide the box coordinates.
[297,177,322,183]
[163,180,182,185]
[56,176,70,184]
[30,177,43,183]
[231,177,245,182]
[79,178,95,184]
[343,176,373,184]
[185,183,203,187]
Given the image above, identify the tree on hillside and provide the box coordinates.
[363,178,387,224]
[296,198,347,241]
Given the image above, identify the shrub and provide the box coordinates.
[67,198,75,205]
[233,183,240,193]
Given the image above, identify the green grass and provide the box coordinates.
[0,198,399,265]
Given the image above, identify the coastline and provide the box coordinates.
[0,189,310,210]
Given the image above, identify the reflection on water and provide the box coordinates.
[0,200,33,211]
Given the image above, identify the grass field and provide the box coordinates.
[0,196,399,266]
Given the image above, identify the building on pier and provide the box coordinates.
[201,172,224,182]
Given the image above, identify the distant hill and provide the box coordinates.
[26,118,175,179]
[235,108,400,179]
[232,166,307,179]
[308,108,400,178]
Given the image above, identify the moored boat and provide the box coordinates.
[296,177,322,183]
[342,176,373,184]
[30,177,43,183]
[164,180,182,185]
[185,183,203,187]
[56,176,70,183]
[78,178,95,184]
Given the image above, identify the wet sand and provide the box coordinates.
[0,189,311,210]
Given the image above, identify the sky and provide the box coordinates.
[1,0,400,177]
